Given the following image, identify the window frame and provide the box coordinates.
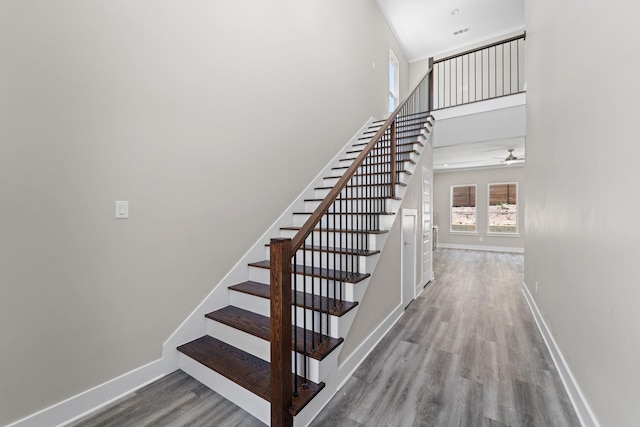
[487,182,519,236]
[389,49,399,113]
[449,184,478,234]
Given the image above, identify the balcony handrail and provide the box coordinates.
[433,32,526,64]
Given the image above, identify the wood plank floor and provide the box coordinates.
[65,369,266,427]
[310,249,580,427]
[66,249,580,427]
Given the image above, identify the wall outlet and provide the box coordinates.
[479,236,483,242]
[535,281,538,293]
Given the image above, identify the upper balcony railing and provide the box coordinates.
[429,33,526,110]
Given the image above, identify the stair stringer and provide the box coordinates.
[291,121,434,427]
[161,118,377,370]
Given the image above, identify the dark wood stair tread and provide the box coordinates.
[292,211,395,217]
[366,122,430,132]
[205,306,343,361]
[340,150,420,161]
[304,196,401,202]
[249,260,370,284]
[177,335,323,415]
[314,182,406,191]
[325,170,411,180]
[332,159,416,170]
[371,112,432,125]
[229,281,358,317]
[280,225,389,235]
[348,141,423,152]
[359,129,429,140]
[267,243,380,256]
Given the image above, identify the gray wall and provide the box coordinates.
[525,1,640,425]
[0,1,410,424]
[434,166,525,251]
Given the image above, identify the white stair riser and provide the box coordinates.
[322,172,412,187]
[231,286,354,338]
[228,289,351,338]
[292,213,394,231]
[279,229,383,251]
[332,160,415,174]
[313,184,404,199]
[205,321,326,384]
[248,268,358,300]
[263,248,375,273]
[303,198,400,214]
[338,151,419,167]
[347,138,423,153]
[178,353,270,425]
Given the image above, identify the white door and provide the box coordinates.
[402,209,417,308]
[422,167,434,288]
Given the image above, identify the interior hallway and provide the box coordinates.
[310,249,580,426]
[67,249,579,426]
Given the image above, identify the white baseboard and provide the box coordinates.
[521,284,600,427]
[7,358,167,427]
[437,243,524,253]
[336,303,404,389]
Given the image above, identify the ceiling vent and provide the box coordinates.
[453,27,469,36]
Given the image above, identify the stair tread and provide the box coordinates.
[366,122,431,132]
[342,150,420,160]
[229,281,358,317]
[314,183,406,191]
[324,170,412,180]
[371,112,432,125]
[292,211,395,217]
[280,225,390,234]
[206,306,343,361]
[332,159,416,170]
[352,139,425,148]
[304,196,401,202]
[266,243,381,256]
[347,143,423,153]
[249,260,370,284]
[177,335,323,415]
[359,129,429,140]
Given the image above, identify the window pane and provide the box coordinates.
[488,183,517,233]
[451,185,476,232]
[389,62,395,91]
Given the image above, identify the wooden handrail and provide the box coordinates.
[290,67,433,252]
[270,66,433,426]
[433,32,525,64]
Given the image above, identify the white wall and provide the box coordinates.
[525,1,640,425]
[434,166,524,251]
[0,1,411,424]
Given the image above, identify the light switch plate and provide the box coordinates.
[115,201,129,219]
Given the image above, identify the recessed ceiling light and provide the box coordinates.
[443,164,449,167]
[451,8,460,15]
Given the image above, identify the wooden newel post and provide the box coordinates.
[428,57,434,112]
[270,238,293,427]
[390,119,397,197]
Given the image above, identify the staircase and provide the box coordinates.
[173,71,434,426]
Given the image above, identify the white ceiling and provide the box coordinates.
[376,0,525,171]
[377,0,525,62]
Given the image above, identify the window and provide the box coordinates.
[488,183,518,233]
[450,185,476,232]
[389,49,399,112]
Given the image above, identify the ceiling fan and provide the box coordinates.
[496,149,525,164]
